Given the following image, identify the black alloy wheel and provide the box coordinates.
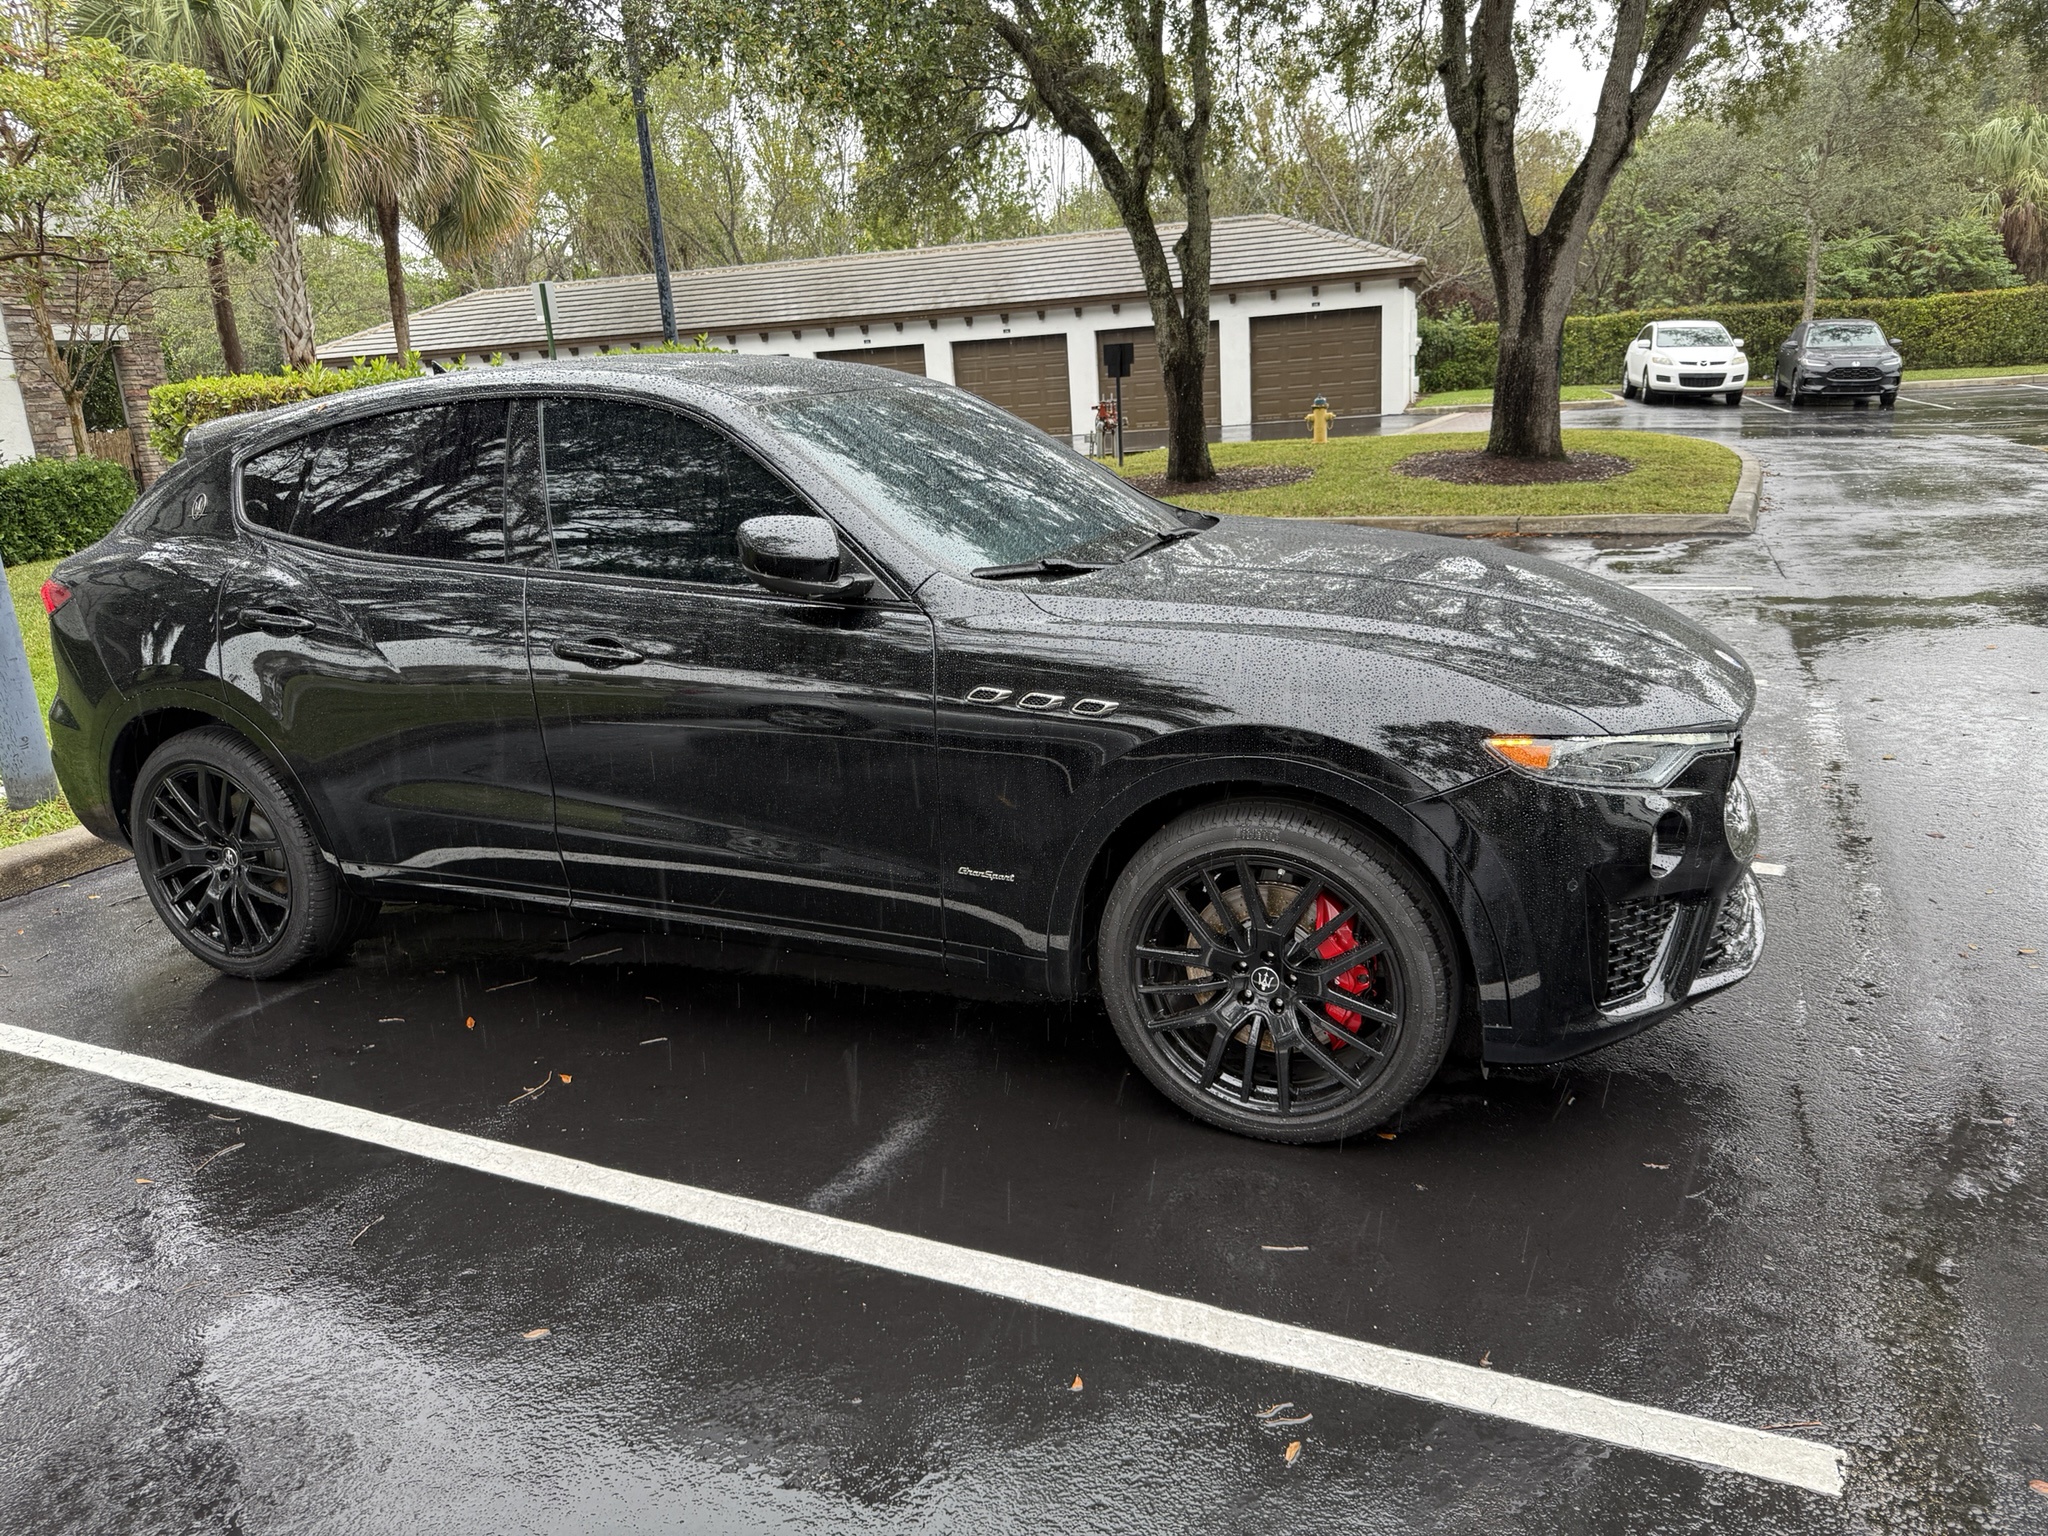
[133,727,376,979]
[1100,803,1453,1144]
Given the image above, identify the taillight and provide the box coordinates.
[39,578,71,614]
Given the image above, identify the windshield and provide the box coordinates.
[1654,324,1731,348]
[764,385,1182,572]
[1807,321,1886,349]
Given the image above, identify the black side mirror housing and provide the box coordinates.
[737,516,874,601]
[1887,336,1903,348]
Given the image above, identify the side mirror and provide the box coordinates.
[1731,338,1745,350]
[737,515,873,601]
[1887,336,1903,348]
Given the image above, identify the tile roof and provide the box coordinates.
[316,215,1420,362]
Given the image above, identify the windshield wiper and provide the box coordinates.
[972,557,1111,580]
[1121,524,1207,562]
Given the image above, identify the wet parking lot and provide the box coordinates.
[2,384,2045,1533]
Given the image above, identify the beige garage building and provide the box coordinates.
[319,216,1424,444]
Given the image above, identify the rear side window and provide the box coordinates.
[240,401,513,562]
[540,398,807,585]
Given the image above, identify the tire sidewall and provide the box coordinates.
[132,729,332,979]
[1099,805,1454,1144]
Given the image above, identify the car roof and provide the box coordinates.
[181,352,927,458]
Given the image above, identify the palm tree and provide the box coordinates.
[352,22,537,358]
[84,0,395,369]
[1963,107,2048,285]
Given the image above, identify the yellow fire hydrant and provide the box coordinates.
[1304,394,1336,445]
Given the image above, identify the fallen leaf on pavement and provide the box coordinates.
[1644,1162,1670,1169]
[1376,1132,1396,1140]
[1069,1375,1083,1392]
[1284,1441,1301,1465]
[1479,1351,1492,1368]
[134,1178,152,1185]
[1926,831,1945,839]
[1263,1412,1313,1426]
[2029,1478,2048,1497]
[2022,949,2038,956]
[521,1327,551,1340]
[465,1016,476,1029]
[1261,1244,1308,1252]
[351,1215,384,1247]
[378,1016,404,1023]
[1882,753,1896,760]
[1758,1420,1825,1430]
[193,1142,244,1173]
[1255,1403,1295,1420]
[558,1073,572,1083]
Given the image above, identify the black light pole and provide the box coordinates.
[1102,341,1134,465]
[623,19,678,343]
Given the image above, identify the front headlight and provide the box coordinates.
[1483,732,1737,790]
[1723,773,1759,862]
[1803,355,1830,371]
[1650,351,1674,365]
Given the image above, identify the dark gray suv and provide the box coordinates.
[1773,319,1903,407]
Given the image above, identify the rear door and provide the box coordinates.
[522,395,944,955]
[219,397,563,901]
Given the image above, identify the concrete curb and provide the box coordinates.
[1406,393,1619,416]
[1271,440,1763,538]
[0,824,130,901]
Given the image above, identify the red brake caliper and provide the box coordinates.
[1313,893,1371,1043]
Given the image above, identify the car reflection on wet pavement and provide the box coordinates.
[3,384,2044,1534]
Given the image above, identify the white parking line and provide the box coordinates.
[1632,585,1758,592]
[1750,399,1793,414]
[1896,397,1956,409]
[0,1019,1845,1498]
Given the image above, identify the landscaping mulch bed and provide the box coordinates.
[1128,464,1314,497]
[1392,449,1634,486]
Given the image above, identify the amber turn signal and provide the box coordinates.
[1483,735,1554,771]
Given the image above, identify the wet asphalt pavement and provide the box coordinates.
[2,385,2045,1533]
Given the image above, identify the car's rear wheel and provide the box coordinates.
[1621,372,1639,400]
[1099,802,1454,1144]
[132,727,376,980]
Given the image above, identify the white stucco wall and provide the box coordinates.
[689,275,1420,444]
[0,305,39,464]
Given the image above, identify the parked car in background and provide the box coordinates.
[1621,321,1748,406]
[40,357,1766,1145]
[1773,320,1903,407]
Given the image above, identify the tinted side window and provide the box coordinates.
[542,398,800,585]
[246,402,512,561]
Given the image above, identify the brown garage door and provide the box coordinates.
[1093,323,1221,431]
[951,334,1072,435]
[815,343,927,375]
[1250,308,1381,424]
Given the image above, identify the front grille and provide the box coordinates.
[1679,372,1726,388]
[1602,897,1676,1002]
[1698,896,1745,974]
[1828,365,1881,383]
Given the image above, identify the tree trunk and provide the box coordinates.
[1801,218,1821,323]
[376,193,412,359]
[1489,297,1568,459]
[192,184,246,374]
[252,167,317,370]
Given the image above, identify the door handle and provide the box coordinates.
[240,606,313,633]
[551,637,645,669]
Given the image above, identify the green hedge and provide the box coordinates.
[1417,285,2048,392]
[0,457,138,565]
[148,357,425,461]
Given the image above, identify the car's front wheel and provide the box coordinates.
[132,727,377,980]
[1098,802,1454,1144]
[1621,371,1639,400]
[1879,389,1897,409]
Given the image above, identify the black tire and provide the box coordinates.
[1772,374,1788,399]
[1621,373,1639,400]
[1098,801,1455,1144]
[1724,390,1745,407]
[1879,389,1897,409]
[1641,382,1661,404]
[131,726,375,980]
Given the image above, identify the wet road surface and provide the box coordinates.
[3,386,2045,1532]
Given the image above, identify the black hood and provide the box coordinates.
[1029,515,1755,736]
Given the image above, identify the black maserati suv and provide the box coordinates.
[40,357,1765,1143]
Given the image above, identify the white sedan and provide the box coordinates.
[1621,321,1748,407]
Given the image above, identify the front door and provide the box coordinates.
[521,395,943,956]
[220,397,564,901]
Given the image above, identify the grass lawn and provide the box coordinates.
[1900,364,2048,382]
[1412,385,1616,409]
[1117,429,1741,519]
[3,555,75,851]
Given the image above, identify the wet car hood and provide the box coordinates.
[1027,516,1755,735]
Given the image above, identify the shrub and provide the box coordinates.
[0,456,138,565]
[1438,285,2048,390]
[148,356,425,461]
[1417,311,1496,393]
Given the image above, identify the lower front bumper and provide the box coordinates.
[1805,376,1898,395]
[1484,873,1767,1065]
